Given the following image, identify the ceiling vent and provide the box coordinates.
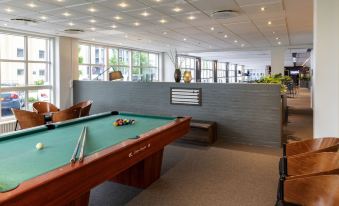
[10,18,37,25]
[211,10,239,19]
[64,29,85,34]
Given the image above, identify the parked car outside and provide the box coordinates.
[1,92,23,117]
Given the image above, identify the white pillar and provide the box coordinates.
[55,37,78,109]
[313,0,339,138]
[271,47,286,75]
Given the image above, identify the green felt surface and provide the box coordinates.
[0,112,175,192]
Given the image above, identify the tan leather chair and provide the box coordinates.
[70,100,93,117]
[33,102,59,114]
[12,109,45,130]
[52,107,81,123]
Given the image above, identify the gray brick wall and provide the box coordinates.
[73,81,282,147]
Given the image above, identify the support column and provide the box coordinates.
[271,47,286,75]
[213,60,218,83]
[313,0,339,138]
[234,64,238,82]
[196,57,201,82]
[226,62,229,83]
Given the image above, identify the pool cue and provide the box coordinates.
[78,126,87,163]
[70,126,85,164]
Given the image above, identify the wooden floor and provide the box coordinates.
[284,88,313,142]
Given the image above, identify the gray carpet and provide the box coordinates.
[89,144,280,206]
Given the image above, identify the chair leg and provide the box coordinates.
[14,120,18,131]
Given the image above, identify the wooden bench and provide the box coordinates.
[179,120,217,145]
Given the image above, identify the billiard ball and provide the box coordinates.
[36,142,44,150]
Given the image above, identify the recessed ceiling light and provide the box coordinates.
[114,16,122,20]
[155,0,162,2]
[27,3,37,8]
[63,12,71,17]
[118,2,128,8]
[278,41,281,45]
[124,34,128,38]
[261,7,265,11]
[173,7,182,12]
[267,21,272,25]
[224,34,228,38]
[5,8,13,12]
[119,43,122,45]
[92,38,95,41]
[134,22,140,26]
[57,0,64,2]
[141,11,150,17]
[188,15,196,20]
[40,16,47,20]
[163,31,167,35]
[90,27,96,31]
[68,22,74,26]
[241,44,245,47]
[210,27,214,31]
[88,7,96,12]
[272,31,276,34]
[4,23,7,26]
[234,40,238,43]
[275,37,280,40]
[159,19,167,24]
[183,38,187,41]
[89,19,96,23]
[111,25,117,29]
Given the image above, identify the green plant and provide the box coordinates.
[78,56,84,64]
[34,80,44,85]
[256,75,292,94]
[28,97,37,103]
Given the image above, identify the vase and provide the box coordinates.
[174,69,181,83]
[183,71,192,83]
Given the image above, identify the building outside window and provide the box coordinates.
[228,64,236,83]
[217,62,227,83]
[201,60,214,83]
[78,44,106,80]
[177,56,196,82]
[0,32,53,119]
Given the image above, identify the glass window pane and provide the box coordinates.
[27,89,51,111]
[116,67,129,81]
[91,46,105,65]
[132,51,140,66]
[0,34,25,60]
[28,63,50,85]
[109,48,119,65]
[1,62,25,86]
[140,52,148,66]
[28,37,48,61]
[78,44,90,64]
[1,91,25,117]
[149,53,158,67]
[119,49,130,66]
[91,66,104,80]
[79,65,90,80]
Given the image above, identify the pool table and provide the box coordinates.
[0,111,191,206]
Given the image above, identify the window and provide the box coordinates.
[201,60,214,83]
[78,44,106,80]
[177,56,196,82]
[228,64,236,83]
[39,50,45,59]
[0,33,53,119]
[109,48,130,81]
[132,51,159,82]
[17,48,24,58]
[217,62,226,83]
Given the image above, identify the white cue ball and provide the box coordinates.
[36,142,44,150]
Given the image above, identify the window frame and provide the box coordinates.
[0,31,54,121]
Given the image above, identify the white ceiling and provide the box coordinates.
[0,0,313,54]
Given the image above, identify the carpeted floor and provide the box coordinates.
[89,144,280,206]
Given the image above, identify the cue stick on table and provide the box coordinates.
[79,126,87,163]
[70,126,85,164]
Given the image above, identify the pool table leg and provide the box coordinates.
[111,148,164,189]
[63,191,90,206]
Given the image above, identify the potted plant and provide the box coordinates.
[167,49,183,83]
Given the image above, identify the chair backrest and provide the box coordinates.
[33,102,59,114]
[12,109,45,129]
[51,107,81,123]
[70,100,93,117]
[287,152,339,178]
[284,175,339,205]
[285,137,339,156]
